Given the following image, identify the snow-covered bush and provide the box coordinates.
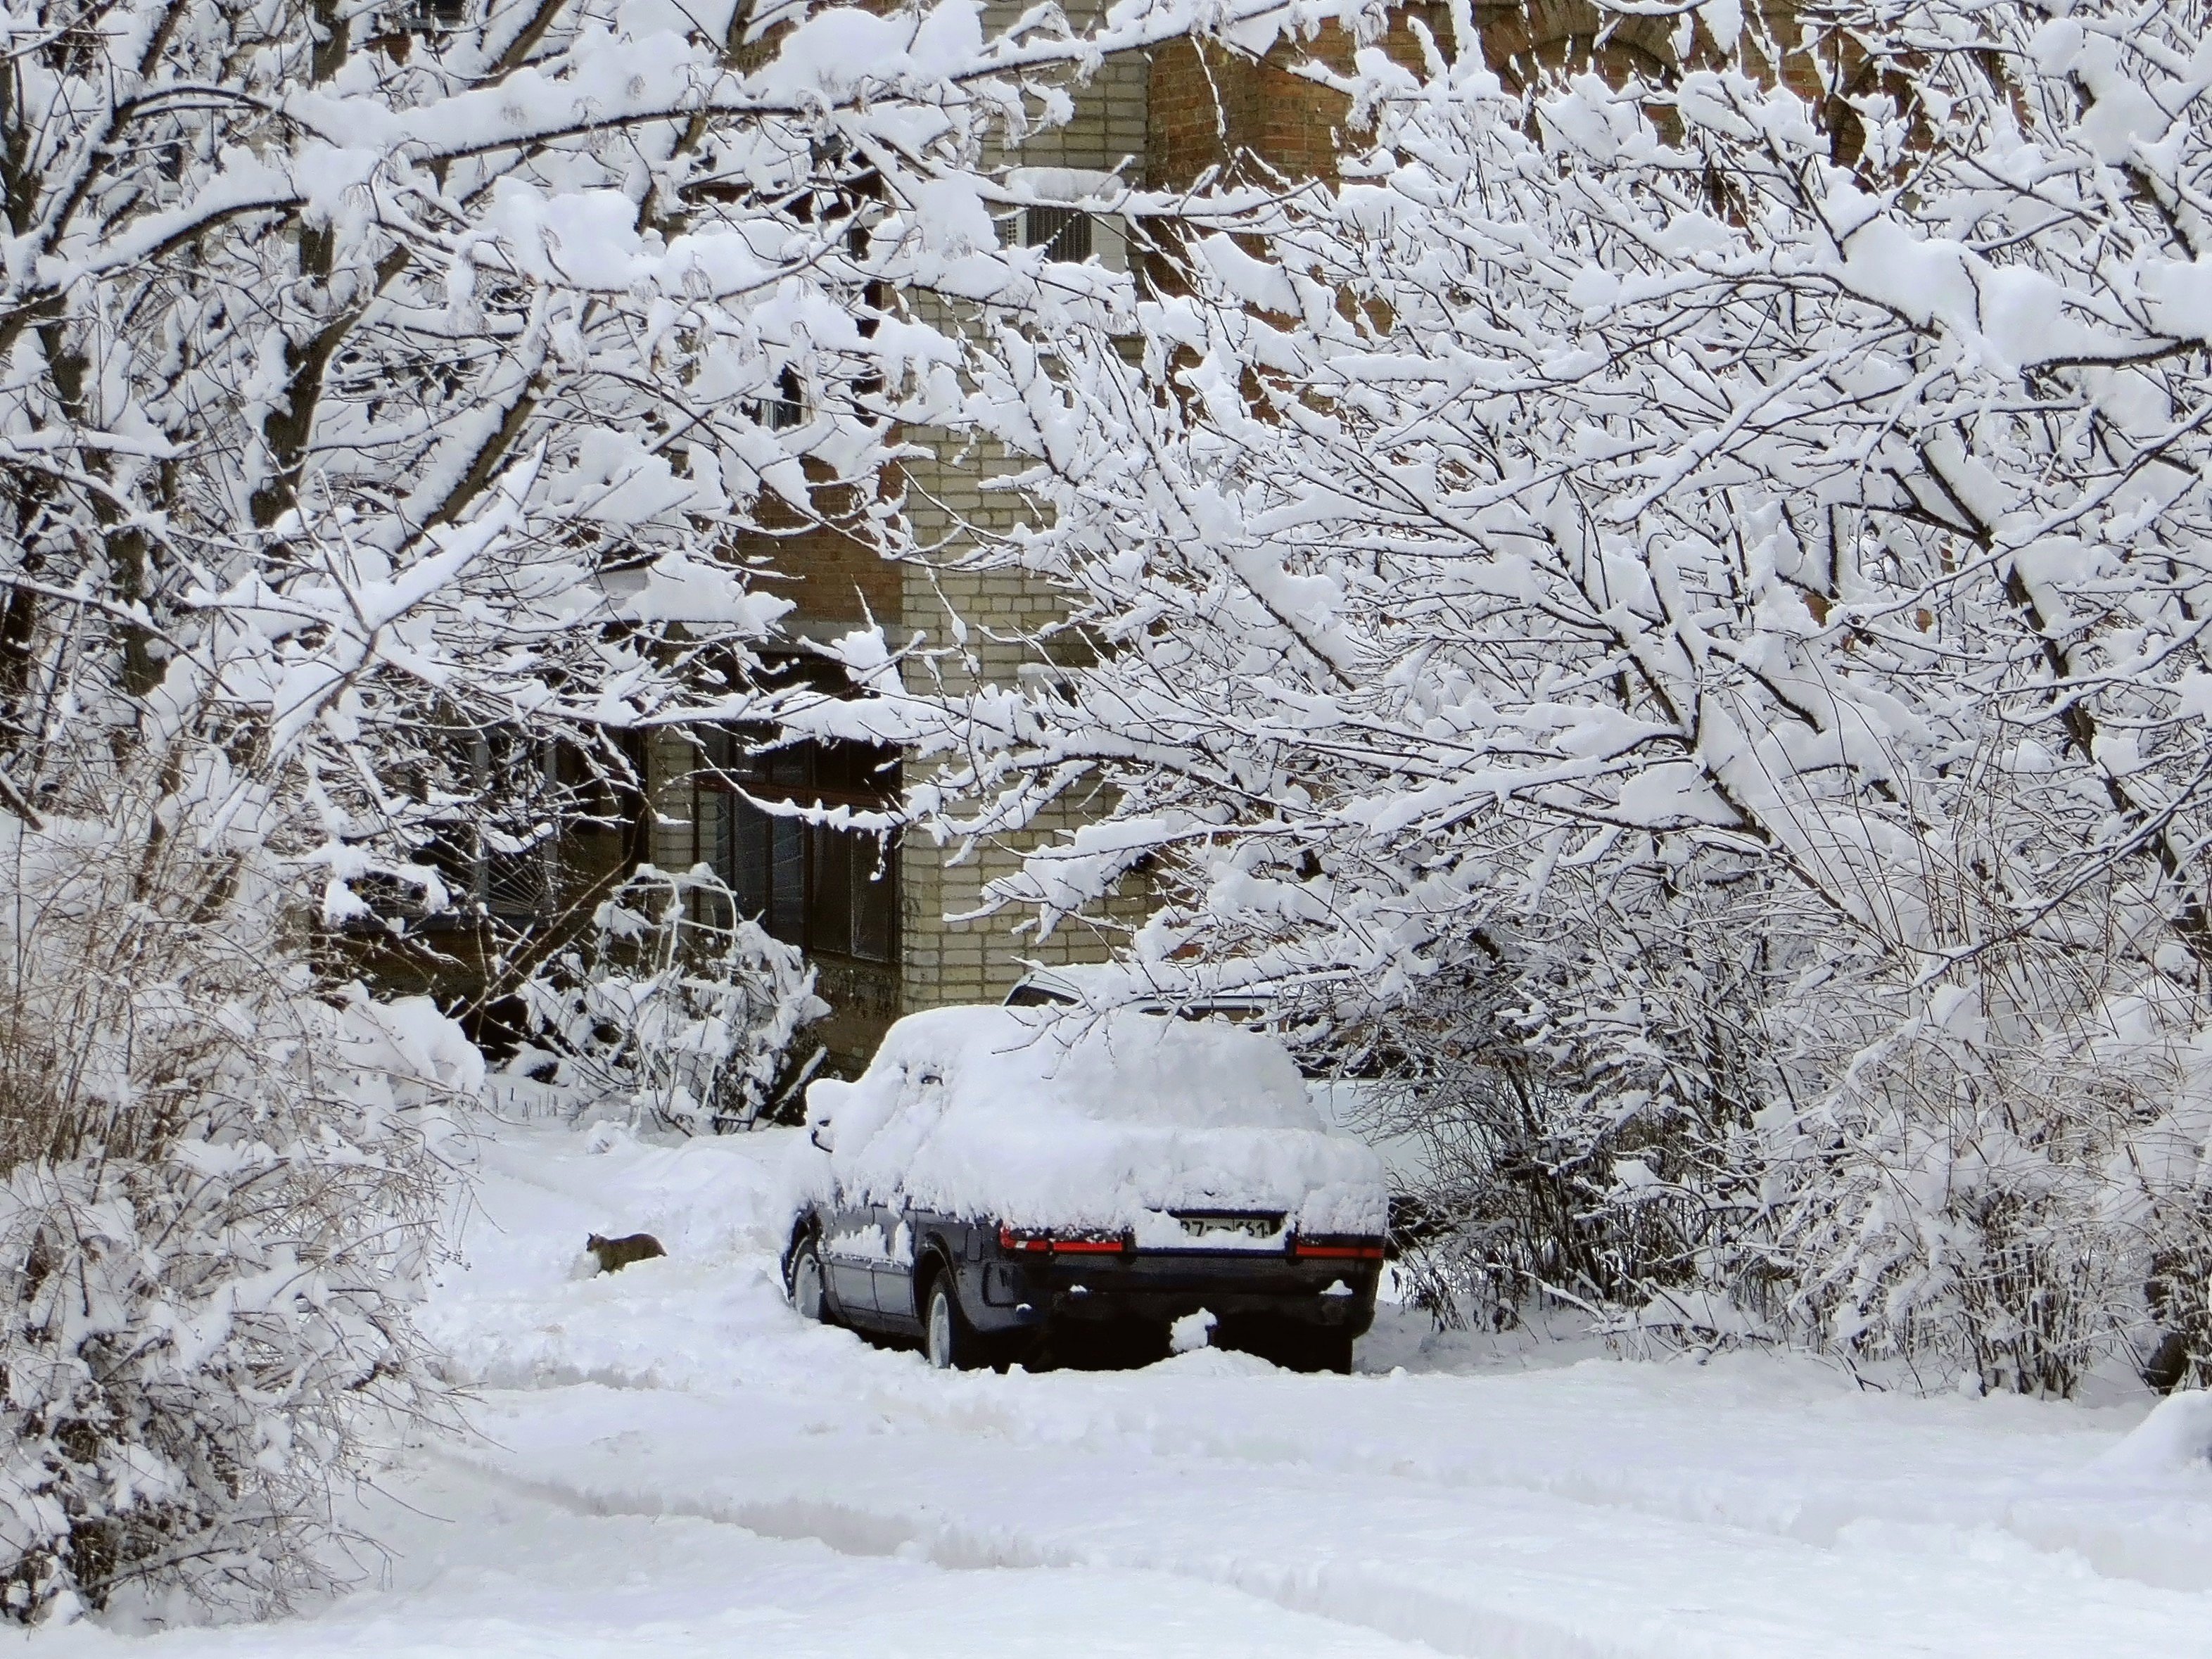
[0,811,470,1622]
[1341,879,1778,1342]
[521,866,826,1133]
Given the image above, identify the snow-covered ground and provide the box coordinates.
[49,1119,2212,1658]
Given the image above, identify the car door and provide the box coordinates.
[866,1062,948,1324]
[868,1202,917,1328]
[818,1192,884,1322]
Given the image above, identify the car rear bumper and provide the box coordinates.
[965,1249,1379,1335]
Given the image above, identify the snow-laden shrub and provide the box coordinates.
[1364,877,1778,1342]
[1370,867,2212,1395]
[1747,958,2208,1397]
[0,817,469,1622]
[521,866,826,1133]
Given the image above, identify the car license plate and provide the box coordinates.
[1176,1212,1281,1240]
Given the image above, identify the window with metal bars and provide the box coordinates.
[697,731,899,964]
[759,367,803,431]
[1022,205,1094,262]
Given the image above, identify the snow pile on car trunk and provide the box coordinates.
[795,1007,1387,1233]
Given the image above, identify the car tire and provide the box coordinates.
[1245,1321,1352,1375]
[1312,1330,1356,1375]
[922,1270,981,1371]
[788,1234,835,1326]
[1288,1328,1354,1375]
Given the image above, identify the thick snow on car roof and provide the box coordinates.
[872,1005,1318,1128]
[798,1006,1385,1231]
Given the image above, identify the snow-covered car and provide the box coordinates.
[1005,965,1436,1200]
[782,1005,1389,1372]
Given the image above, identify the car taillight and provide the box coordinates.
[997,1224,1129,1255]
[1292,1237,1385,1261]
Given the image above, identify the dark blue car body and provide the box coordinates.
[786,1197,1381,1371]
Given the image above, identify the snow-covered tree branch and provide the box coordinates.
[864,0,2212,1393]
[0,0,1318,1615]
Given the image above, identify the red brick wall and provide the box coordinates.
[1150,2,1827,191]
[1149,12,1448,190]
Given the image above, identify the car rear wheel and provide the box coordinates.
[922,1272,981,1371]
[1223,1318,1352,1374]
[789,1235,833,1326]
[1300,1329,1355,1375]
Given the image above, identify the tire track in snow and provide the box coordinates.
[426,1443,1641,1659]
[434,1379,2212,1659]
[441,1267,2212,1612]
[701,1333,2212,1605]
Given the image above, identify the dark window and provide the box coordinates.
[404,0,468,28]
[703,732,898,963]
[1022,205,1093,263]
[760,367,803,431]
[421,727,561,922]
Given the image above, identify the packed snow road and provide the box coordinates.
[53,1120,2212,1658]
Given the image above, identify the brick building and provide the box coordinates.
[630,0,1807,1074]
[630,1,1162,1073]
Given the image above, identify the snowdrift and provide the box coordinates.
[2090,1388,2212,1482]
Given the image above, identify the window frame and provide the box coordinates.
[695,727,901,966]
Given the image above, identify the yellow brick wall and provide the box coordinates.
[887,20,1157,1017]
[985,0,1151,178]
[643,23,1157,1053]
[647,729,701,878]
[896,554,1152,1014]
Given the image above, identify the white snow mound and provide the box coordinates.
[1171,1308,1219,1353]
[794,1006,1387,1234]
[2090,1388,2212,1481]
